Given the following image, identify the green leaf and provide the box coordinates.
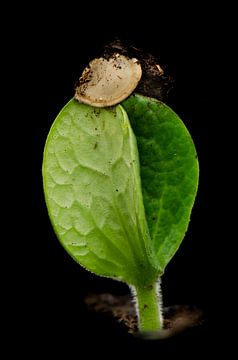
[42,99,158,286]
[122,94,199,271]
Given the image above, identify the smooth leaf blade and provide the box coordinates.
[42,99,158,286]
[122,94,199,271]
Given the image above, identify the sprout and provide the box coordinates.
[43,49,199,334]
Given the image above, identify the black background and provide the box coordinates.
[7,3,232,357]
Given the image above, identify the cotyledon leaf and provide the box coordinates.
[122,94,199,271]
[42,99,159,287]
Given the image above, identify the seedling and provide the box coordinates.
[42,52,199,333]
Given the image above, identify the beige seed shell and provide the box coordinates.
[75,54,142,107]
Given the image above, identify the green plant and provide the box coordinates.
[43,92,198,332]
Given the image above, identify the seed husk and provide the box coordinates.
[75,53,142,107]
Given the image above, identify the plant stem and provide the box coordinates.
[134,280,163,332]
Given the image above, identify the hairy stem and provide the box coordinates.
[133,280,163,332]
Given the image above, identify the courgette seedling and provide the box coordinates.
[42,52,199,333]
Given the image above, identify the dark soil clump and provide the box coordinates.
[103,39,174,101]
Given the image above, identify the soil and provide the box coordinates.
[85,293,204,340]
[102,39,174,101]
